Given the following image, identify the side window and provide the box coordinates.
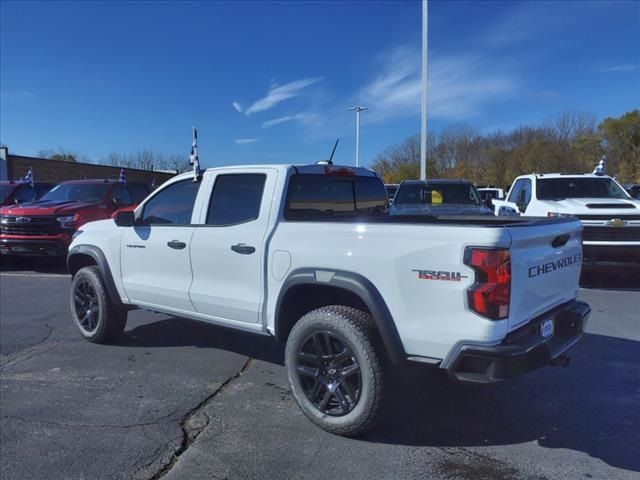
[507,180,524,203]
[127,183,150,204]
[111,183,133,205]
[141,180,200,225]
[206,174,266,226]
[14,185,37,203]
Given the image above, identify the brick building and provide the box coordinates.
[0,146,176,187]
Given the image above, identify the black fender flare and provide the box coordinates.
[67,245,125,308]
[275,268,406,364]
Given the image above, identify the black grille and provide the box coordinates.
[583,226,640,242]
[585,203,636,209]
[0,216,62,236]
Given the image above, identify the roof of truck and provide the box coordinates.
[173,163,379,180]
[530,173,610,179]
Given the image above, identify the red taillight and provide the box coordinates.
[465,248,511,320]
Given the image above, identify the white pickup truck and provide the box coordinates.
[67,164,591,436]
[493,173,640,267]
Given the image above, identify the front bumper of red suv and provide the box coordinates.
[0,233,72,257]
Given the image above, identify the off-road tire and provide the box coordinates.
[70,266,127,343]
[285,305,386,437]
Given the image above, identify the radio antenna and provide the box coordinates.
[328,138,339,165]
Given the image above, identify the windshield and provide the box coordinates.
[40,183,111,203]
[536,177,630,200]
[0,184,16,202]
[395,183,481,206]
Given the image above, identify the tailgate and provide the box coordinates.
[507,217,583,331]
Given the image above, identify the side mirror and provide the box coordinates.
[114,210,135,227]
[499,206,519,216]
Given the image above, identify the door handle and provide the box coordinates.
[167,240,187,250]
[231,243,256,255]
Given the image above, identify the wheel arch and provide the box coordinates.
[275,268,406,364]
[67,245,124,308]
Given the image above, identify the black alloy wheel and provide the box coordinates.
[73,279,100,334]
[296,331,362,416]
[70,265,127,343]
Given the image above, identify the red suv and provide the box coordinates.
[0,179,149,257]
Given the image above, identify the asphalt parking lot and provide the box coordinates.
[1,260,639,480]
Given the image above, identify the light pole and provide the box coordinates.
[349,106,368,167]
[420,0,428,180]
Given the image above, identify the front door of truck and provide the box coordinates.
[188,169,276,324]
[121,179,201,312]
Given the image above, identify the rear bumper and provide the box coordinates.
[0,236,70,257]
[446,300,591,383]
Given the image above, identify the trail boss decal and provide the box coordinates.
[528,252,582,278]
[413,269,468,281]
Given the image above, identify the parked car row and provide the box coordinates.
[384,172,639,268]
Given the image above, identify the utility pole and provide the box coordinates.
[349,106,368,167]
[420,0,428,180]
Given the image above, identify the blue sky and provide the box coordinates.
[1,0,639,169]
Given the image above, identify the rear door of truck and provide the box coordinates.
[507,217,583,331]
[188,168,279,324]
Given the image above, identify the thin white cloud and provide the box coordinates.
[356,46,517,123]
[261,113,320,129]
[245,77,323,116]
[232,101,243,113]
[234,138,259,145]
[598,64,639,73]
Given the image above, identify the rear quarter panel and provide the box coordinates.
[268,221,512,360]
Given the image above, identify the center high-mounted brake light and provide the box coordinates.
[464,247,511,320]
[324,166,355,176]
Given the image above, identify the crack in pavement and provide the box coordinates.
[2,409,180,430]
[147,357,254,480]
[0,317,56,371]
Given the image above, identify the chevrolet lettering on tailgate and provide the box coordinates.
[528,253,582,278]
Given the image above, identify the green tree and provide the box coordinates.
[599,110,640,183]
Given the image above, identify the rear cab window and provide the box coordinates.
[285,174,388,220]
